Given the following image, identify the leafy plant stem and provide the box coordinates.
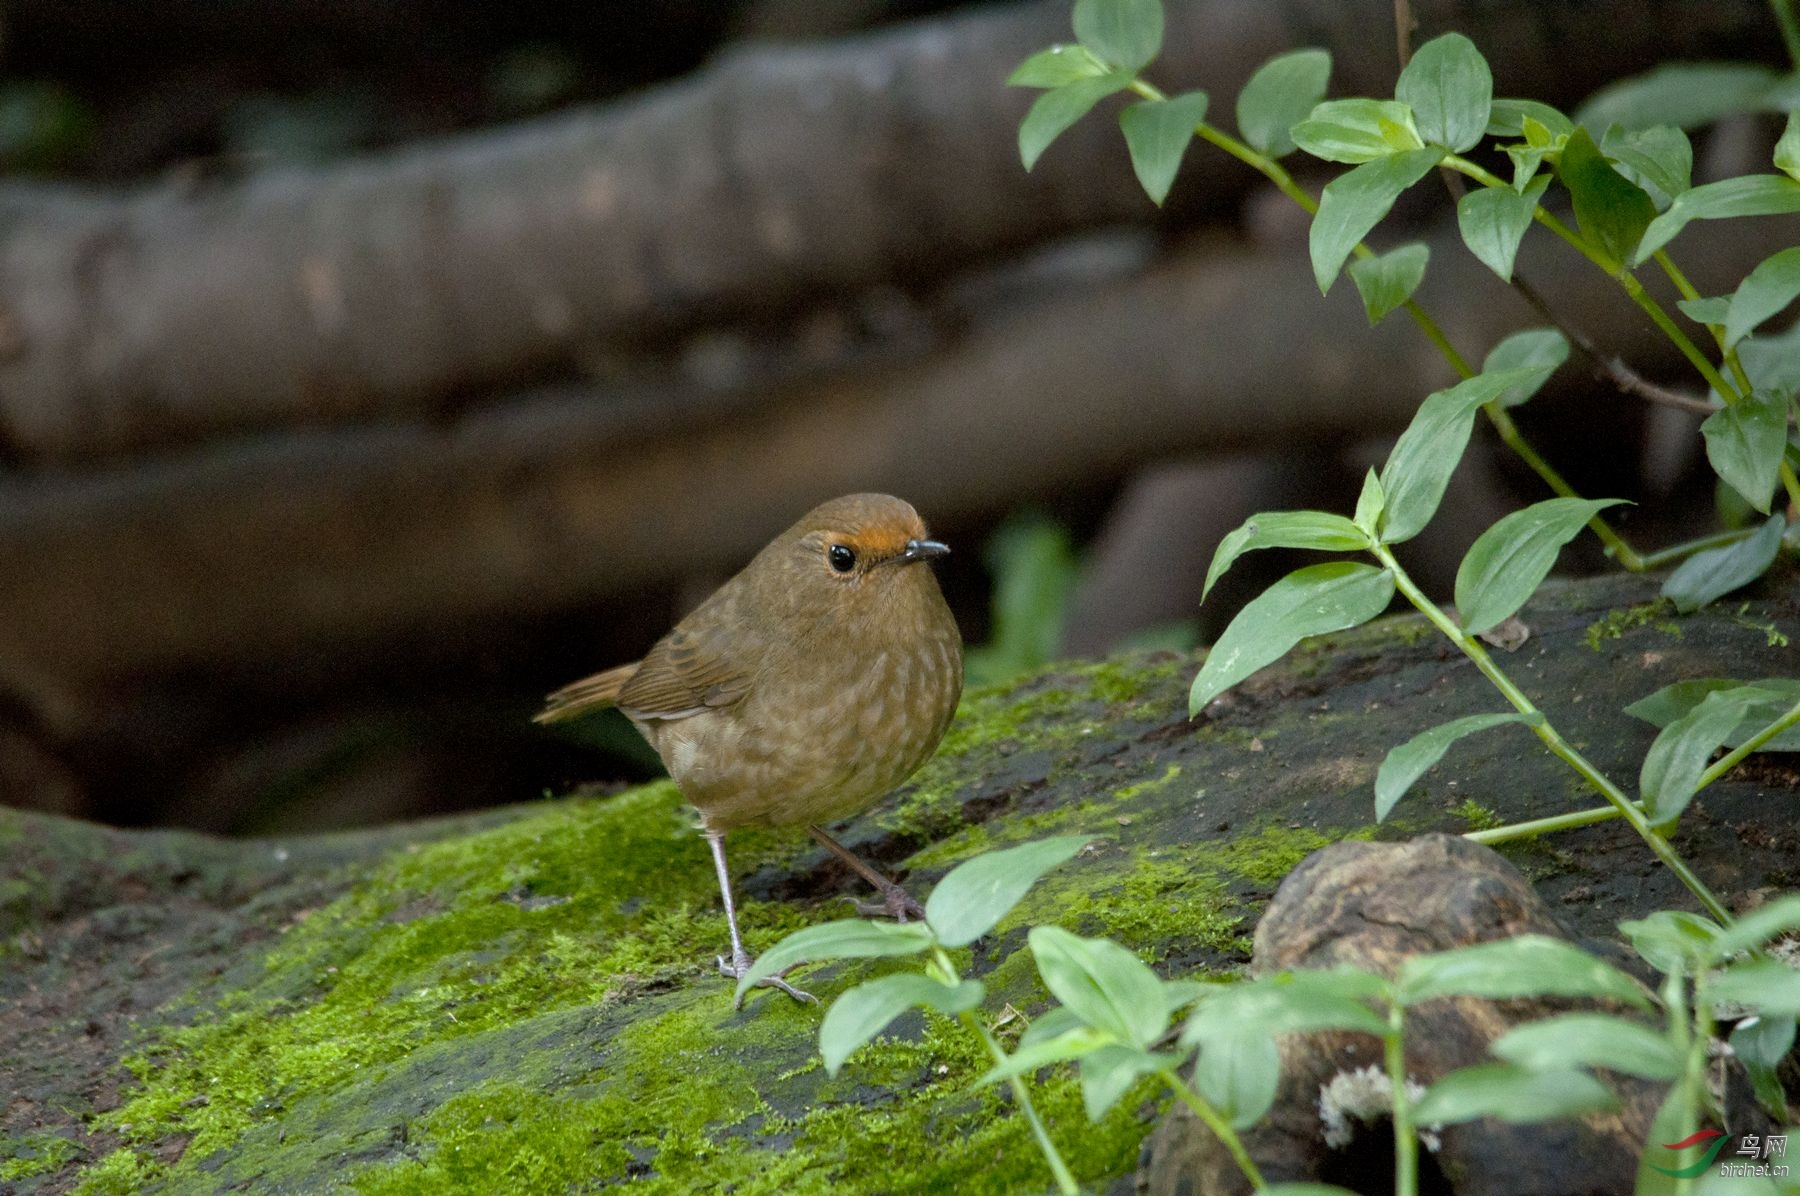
[1635,527,1754,568]
[932,947,1079,1195]
[1161,1074,1269,1190]
[1385,1006,1419,1196]
[1463,800,1647,844]
[1780,462,1800,514]
[1696,697,1800,792]
[1370,544,1733,924]
[1773,0,1800,68]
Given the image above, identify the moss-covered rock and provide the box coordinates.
[3,571,1796,1194]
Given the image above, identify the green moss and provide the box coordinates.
[1454,800,1505,831]
[70,1148,164,1196]
[1115,763,1181,801]
[1583,599,1680,650]
[1035,853,1249,962]
[1213,824,1375,887]
[0,1131,81,1181]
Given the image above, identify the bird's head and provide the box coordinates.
[775,493,950,613]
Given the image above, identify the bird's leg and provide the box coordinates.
[706,830,815,1008]
[807,824,927,923]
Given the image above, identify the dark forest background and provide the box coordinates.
[0,0,1789,834]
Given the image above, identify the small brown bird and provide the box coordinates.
[537,493,963,1004]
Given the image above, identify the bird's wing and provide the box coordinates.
[613,623,753,721]
[535,662,641,724]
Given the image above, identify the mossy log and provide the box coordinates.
[3,570,1796,1194]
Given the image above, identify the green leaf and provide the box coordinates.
[1480,327,1569,406]
[1236,48,1331,158]
[1413,1064,1617,1125]
[1395,33,1491,152]
[964,513,1079,687]
[1181,968,1390,1044]
[735,918,934,1001]
[976,1025,1111,1085]
[1352,468,1385,537]
[1708,893,1800,960]
[1008,44,1109,88]
[1558,126,1656,269]
[820,975,986,1075]
[1456,175,1550,283]
[1119,90,1209,205]
[1639,689,1760,826]
[1739,318,1800,395]
[1701,388,1790,512]
[1636,174,1800,264]
[1309,147,1443,293]
[1454,497,1626,633]
[1635,1084,1692,1196]
[1574,63,1785,131]
[1378,368,1552,543]
[1347,242,1430,325]
[1029,925,1169,1048]
[1078,1044,1172,1119]
[1397,935,1651,1008]
[1018,1005,1084,1048]
[1706,957,1800,1016]
[1725,246,1800,349]
[1491,1013,1684,1080]
[1191,1031,1280,1129]
[1203,510,1370,601]
[1189,562,1395,713]
[1619,910,1723,974]
[1072,0,1163,72]
[1600,124,1692,210]
[1625,678,1800,753]
[1019,73,1131,170]
[1678,296,1731,325]
[1374,712,1542,821]
[1661,512,1786,613]
[1778,111,1800,181]
[1731,1014,1796,1119]
[1486,98,1573,139]
[924,836,1090,948]
[1291,98,1422,163]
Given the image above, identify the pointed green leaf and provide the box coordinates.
[1625,678,1800,752]
[1640,689,1761,826]
[1457,175,1550,282]
[1078,1044,1173,1119]
[820,975,986,1074]
[1029,925,1168,1047]
[1396,33,1491,152]
[1397,936,1651,1008]
[1486,98,1573,139]
[1291,99,1421,163]
[1636,174,1800,264]
[976,1026,1111,1086]
[1725,246,1800,349]
[1702,388,1789,511]
[1619,910,1723,974]
[1378,368,1553,543]
[1203,510,1370,601]
[1375,712,1542,821]
[1019,73,1131,170]
[1574,63,1784,131]
[1181,968,1391,1045]
[1600,123,1692,209]
[1072,0,1163,72]
[1414,1065,1617,1125]
[1778,112,1800,181]
[1731,1014,1796,1120]
[1492,1013,1683,1080]
[1559,126,1656,268]
[1481,327,1569,406]
[1709,893,1800,960]
[1706,957,1800,1016]
[1347,242,1430,325]
[1119,90,1209,205]
[1661,512,1786,613]
[1309,147,1443,293]
[1236,48,1331,158]
[1191,1031,1281,1128]
[1455,497,1627,633]
[1352,468,1385,537]
[1678,296,1731,325]
[1189,562,1394,712]
[1008,44,1109,88]
[735,918,934,1001]
[924,835,1090,947]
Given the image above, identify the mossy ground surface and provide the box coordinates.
[4,571,1797,1194]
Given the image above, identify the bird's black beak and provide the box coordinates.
[901,538,950,563]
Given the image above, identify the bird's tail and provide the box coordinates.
[535,662,639,724]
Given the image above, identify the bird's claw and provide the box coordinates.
[854,882,926,924]
[717,953,817,1008]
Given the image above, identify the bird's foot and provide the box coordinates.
[854,879,926,924]
[717,951,816,1009]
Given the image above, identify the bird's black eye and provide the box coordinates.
[828,544,857,573]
